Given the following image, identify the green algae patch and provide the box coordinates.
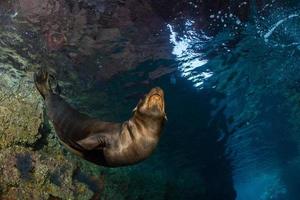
[0,71,43,149]
[0,24,97,199]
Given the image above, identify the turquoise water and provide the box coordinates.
[163,1,300,199]
[1,0,300,199]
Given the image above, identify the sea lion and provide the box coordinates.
[34,68,166,167]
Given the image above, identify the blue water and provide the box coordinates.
[1,0,300,199]
[163,1,300,199]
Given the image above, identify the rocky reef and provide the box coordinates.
[0,19,96,198]
[11,0,172,81]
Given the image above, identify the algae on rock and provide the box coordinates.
[0,22,95,199]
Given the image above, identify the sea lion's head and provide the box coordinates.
[134,87,167,120]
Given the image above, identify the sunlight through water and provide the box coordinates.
[167,20,213,89]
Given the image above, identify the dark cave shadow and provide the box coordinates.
[96,60,237,200]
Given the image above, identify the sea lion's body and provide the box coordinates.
[34,69,166,167]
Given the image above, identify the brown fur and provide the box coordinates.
[34,68,166,167]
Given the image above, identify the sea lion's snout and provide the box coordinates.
[135,87,166,120]
[148,87,164,97]
[147,87,164,111]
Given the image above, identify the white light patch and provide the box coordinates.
[11,12,18,18]
[168,21,212,89]
[264,14,299,41]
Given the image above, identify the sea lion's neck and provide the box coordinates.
[130,111,164,138]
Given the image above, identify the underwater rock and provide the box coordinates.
[148,66,177,80]
[0,62,95,199]
[0,146,94,200]
[0,67,42,149]
[0,25,96,199]
[11,0,172,81]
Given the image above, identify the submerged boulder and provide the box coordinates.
[0,20,95,199]
[0,68,42,149]
[11,0,172,81]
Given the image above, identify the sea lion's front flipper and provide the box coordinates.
[76,134,108,150]
[34,68,53,99]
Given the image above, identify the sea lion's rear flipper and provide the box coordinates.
[34,68,53,99]
[76,134,108,151]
